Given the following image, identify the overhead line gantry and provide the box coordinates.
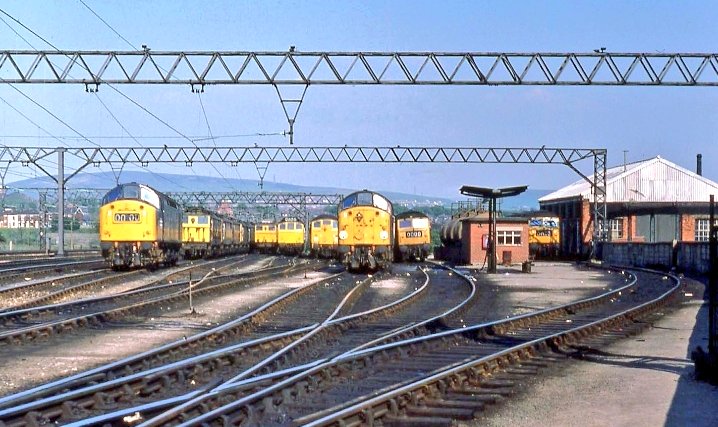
[2,50,717,86]
[3,49,708,254]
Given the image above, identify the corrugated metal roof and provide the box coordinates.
[539,156,718,204]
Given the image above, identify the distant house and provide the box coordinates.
[0,211,43,229]
[539,156,718,256]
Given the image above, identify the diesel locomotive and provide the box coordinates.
[338,190,394,271]
[528,217,560,258]
[253,220,278,253]
[394,210,431,262]
[309,214,338,258]
[99,182,182,269]
[276,217,306,255]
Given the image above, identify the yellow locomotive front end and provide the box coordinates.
[310,214,338,258]
[277,218,305,255]
[99,182,182,269]
[528,217,560,258]
[182,209,220,258]
[338,190,394,271]
[253,221,278,254]
[395,211,431,262]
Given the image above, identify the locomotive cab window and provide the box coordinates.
[399,219,412,228]
[372,194,391,213]
[102,186,124,205]
[313,221,321,228]
[413,218,429,228]
[342,194,357,209]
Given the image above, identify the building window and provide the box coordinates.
[609,218,624,240]
[695,219,717,242]
[497,230,522,246]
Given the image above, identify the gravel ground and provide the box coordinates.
[464,276,718,427]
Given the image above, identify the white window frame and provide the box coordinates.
[497,229,522,246]
[609,218,624,240]
[696,218,712,242]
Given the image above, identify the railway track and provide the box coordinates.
[0,263,477,425]
[0,256,297,346]
[0,255,266,312]
[0,259,106,288]
[127,266,680,426]
[0,264,680,426]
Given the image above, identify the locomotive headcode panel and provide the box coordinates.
[113,212,141,223]
[394,211,431,262]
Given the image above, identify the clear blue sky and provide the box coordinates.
[0,1,717,198]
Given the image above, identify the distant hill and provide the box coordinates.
[6,171,550,211]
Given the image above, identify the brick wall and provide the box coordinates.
[464,220,529,266]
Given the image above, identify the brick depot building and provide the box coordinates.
[438,213,530,266]
[539,156,718,257]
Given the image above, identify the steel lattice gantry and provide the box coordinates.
[1,50,717,85]
[0,145,607,254]
[166,191,343,221]
[9,186,341,233]
[1,145,604,164]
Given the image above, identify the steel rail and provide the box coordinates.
[135,272,418,425]
[0,261,301,346]
[0,268,353,425]
[301,271,681,427]
[166,267,652,425]
[1,265,448,426]
[0,264,335,410]
[135,266,480,424]
[0,260,105,287]
[60,267,454,426]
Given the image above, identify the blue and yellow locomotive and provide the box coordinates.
[394,210,431,262]
[99,182,182,269]
[338,190,394,271]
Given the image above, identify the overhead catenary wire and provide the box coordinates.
[70,2,236,188]
[0,5,193,187]
[197,91,241,191]
[77,0,135,50]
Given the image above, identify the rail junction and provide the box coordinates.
[0,254,692,426]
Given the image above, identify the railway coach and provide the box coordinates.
[338,189,394,271]
[99,182,182,269]
[394,210,431,262]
